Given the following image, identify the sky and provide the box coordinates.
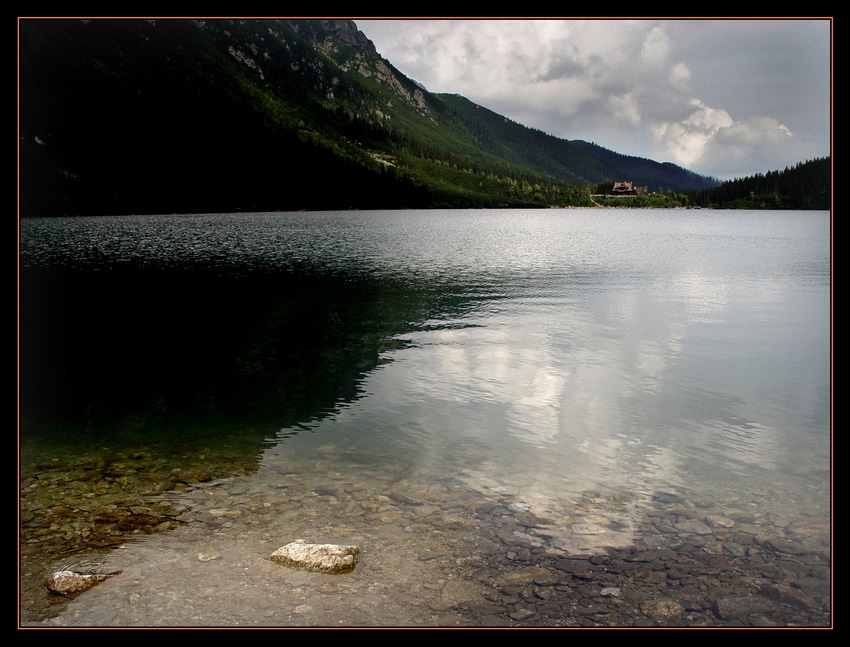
[357,18,832,181]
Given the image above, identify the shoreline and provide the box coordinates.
[21,438,831,628]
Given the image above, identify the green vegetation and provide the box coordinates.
[588,158,832,209]
[18,19,827,216]
[592,192,692,208]
[682,158,831,210]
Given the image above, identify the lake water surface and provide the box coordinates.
[19,209,831,627]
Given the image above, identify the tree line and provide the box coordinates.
[682,157,830,210]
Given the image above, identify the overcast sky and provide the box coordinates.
[356,18,832,180]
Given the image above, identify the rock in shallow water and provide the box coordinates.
[45,570,119,598]
[267,539,360,574]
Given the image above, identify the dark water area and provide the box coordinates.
[21,266,413,440]
[19,226,456,472]
[19,210,831,627]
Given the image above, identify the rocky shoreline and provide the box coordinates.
[20,444,831,627]
[19,437,262,623]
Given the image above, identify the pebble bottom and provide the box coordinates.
[20,446,831,628]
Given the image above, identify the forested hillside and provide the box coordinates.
[19,18,720,217]
[683,158,830,210]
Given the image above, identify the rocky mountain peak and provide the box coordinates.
[319,19,381,60]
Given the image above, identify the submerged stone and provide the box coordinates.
[267,539,360,574]
[641,599,685,620]
[45,570,119,598]
[713,594,778,621]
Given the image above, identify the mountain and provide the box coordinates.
[18,18,719,217]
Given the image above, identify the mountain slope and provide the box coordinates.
[19,18,717,217]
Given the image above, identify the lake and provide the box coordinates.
[19,209,831,627]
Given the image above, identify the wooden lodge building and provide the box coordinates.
[611,181,647,196]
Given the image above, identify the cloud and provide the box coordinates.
[534,43,589,82]
[606,93,643,128]
[718,116,794,146]
[653,99,735,166]
[358,19,830,179]
[669,62,691,89]
[640,25,671,68]
[652,99,802,177]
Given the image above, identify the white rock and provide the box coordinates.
[45,570,117,597]
[267,539,360,574]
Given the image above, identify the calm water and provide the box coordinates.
[19,209,831,626]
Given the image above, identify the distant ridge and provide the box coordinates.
[19,18,719,216]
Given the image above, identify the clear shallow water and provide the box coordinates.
[19,209,831,626]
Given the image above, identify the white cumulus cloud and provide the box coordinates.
[653,99,733,166]
[358,18,830,179]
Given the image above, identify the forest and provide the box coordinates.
[18,19,829,216]
[681,158,830,210]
